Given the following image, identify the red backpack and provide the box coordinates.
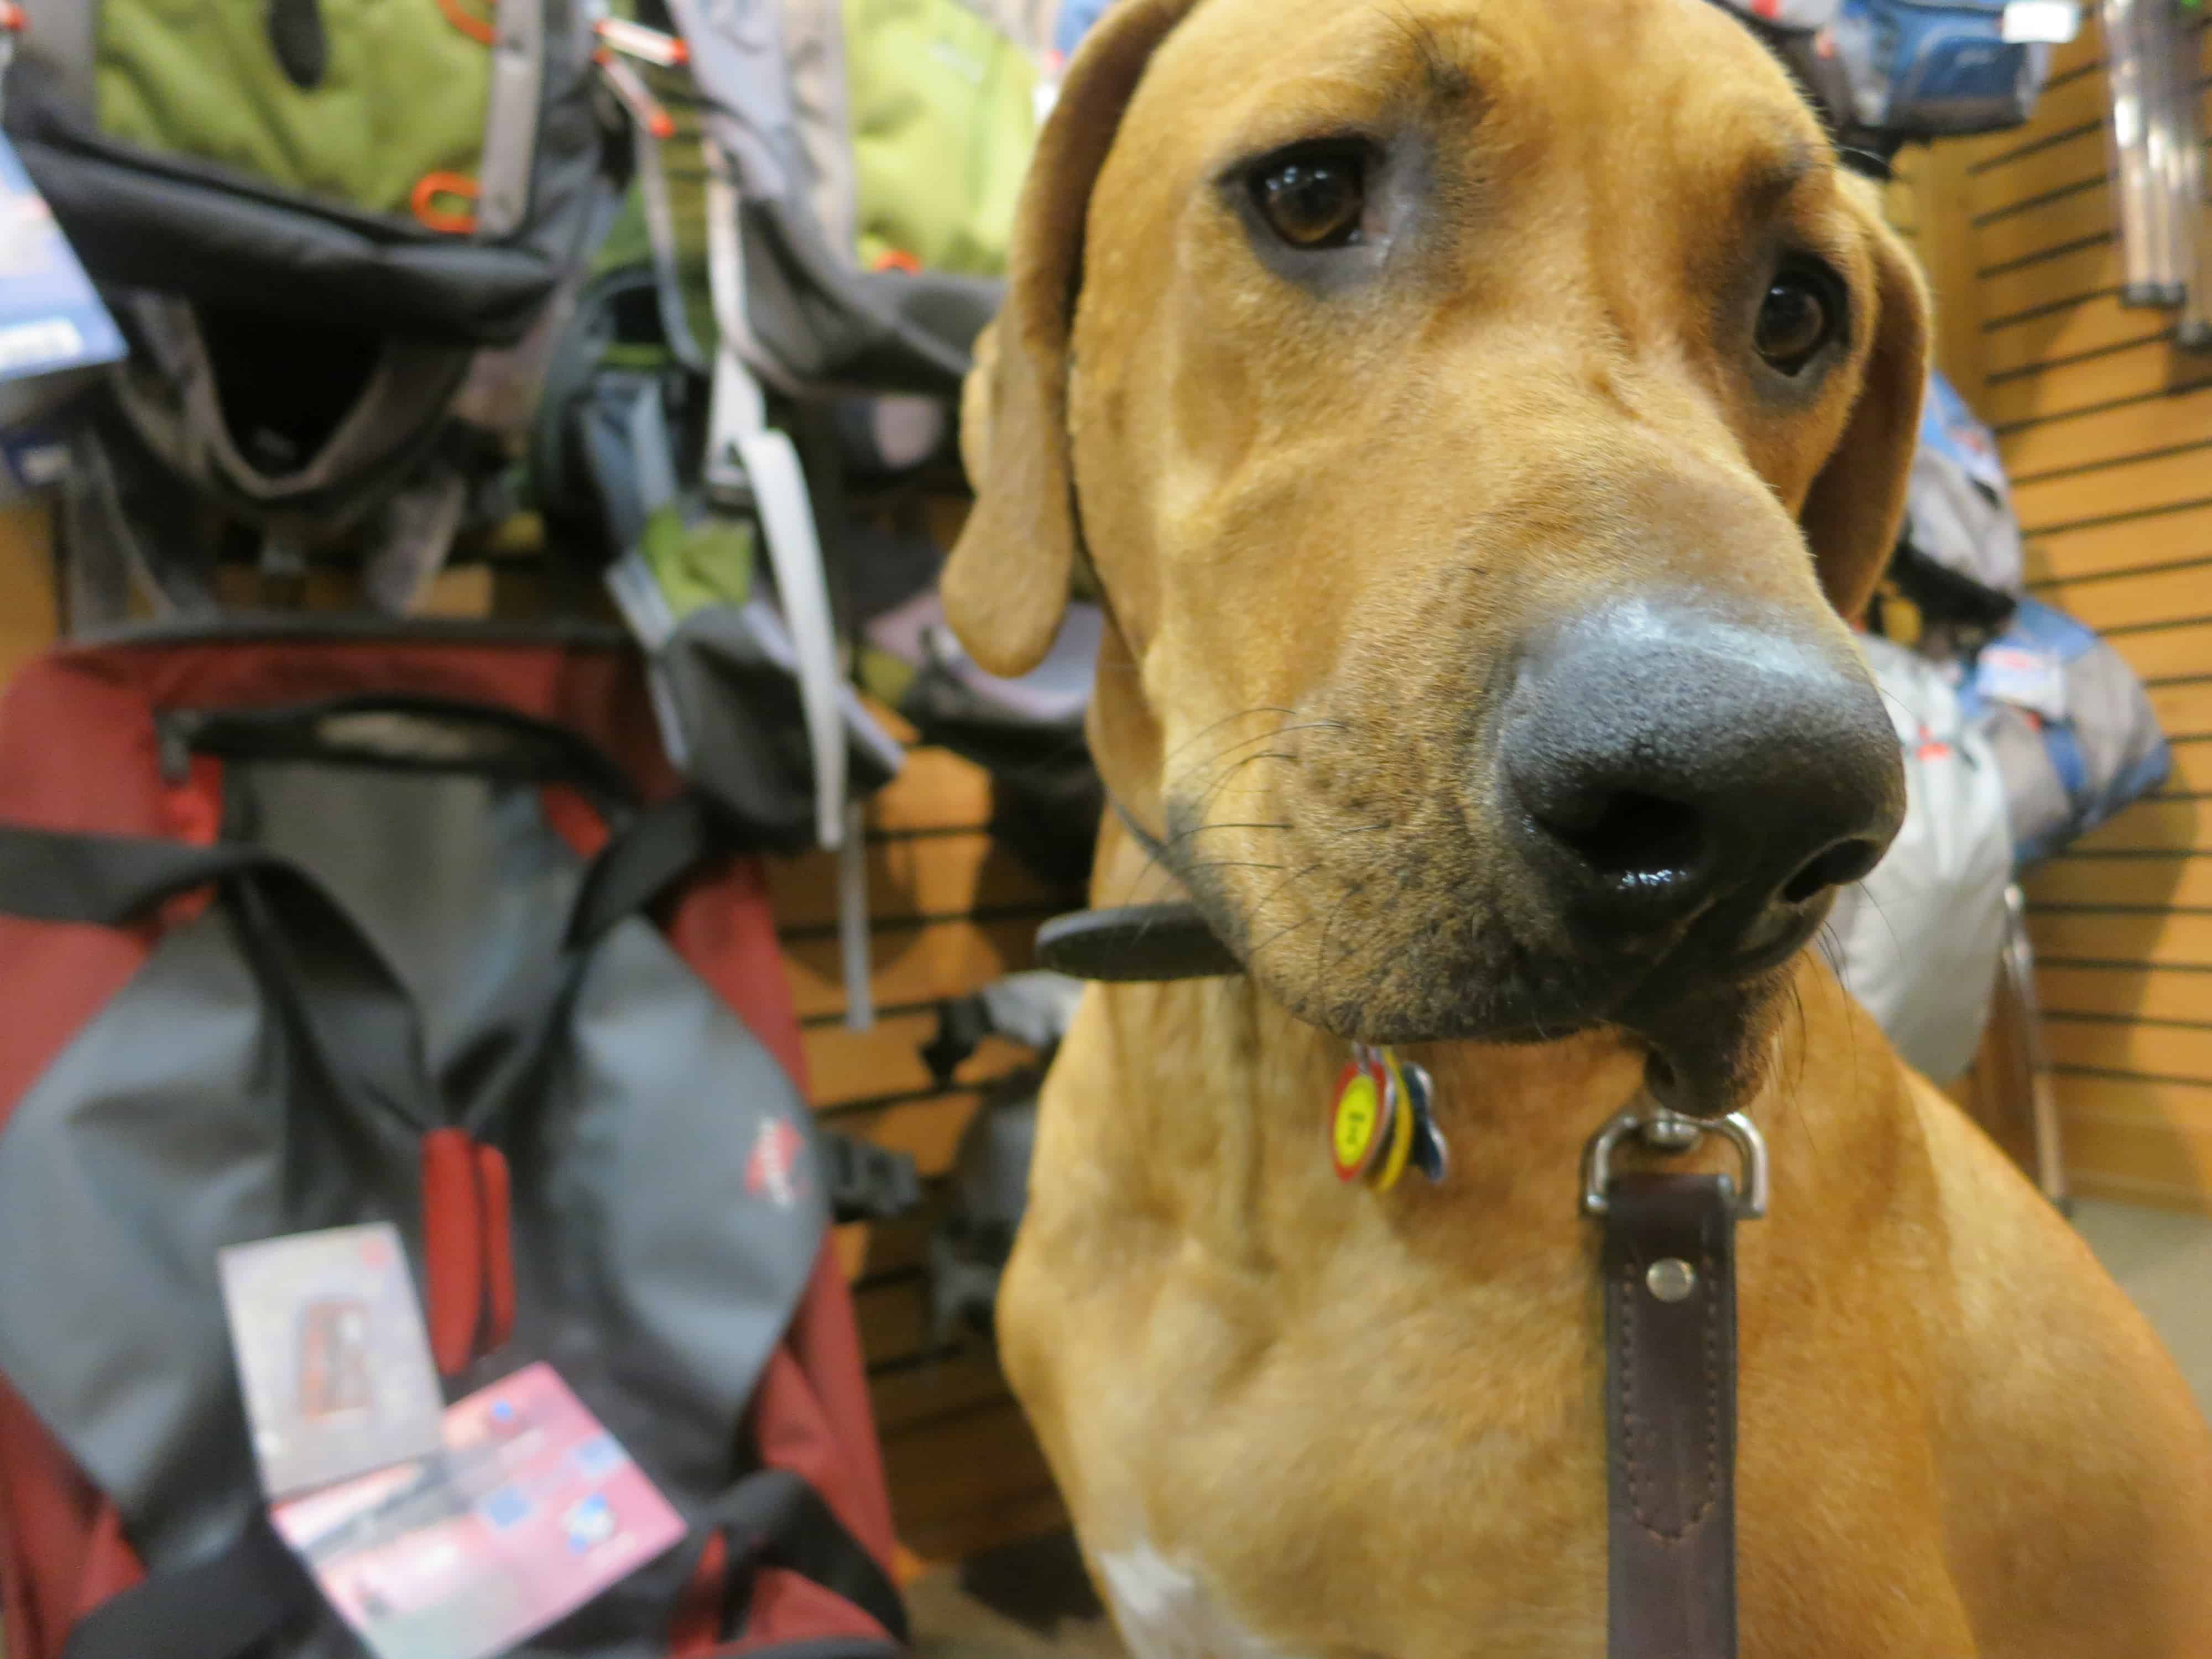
[0,619,910,1659]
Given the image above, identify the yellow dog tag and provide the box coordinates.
[1329,1055,1395,1182]
[1330,1046,1444,1191]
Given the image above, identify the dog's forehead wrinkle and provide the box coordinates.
[1360,0,1483,101]
[1738,137,1824,220]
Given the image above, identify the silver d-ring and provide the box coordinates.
[1580,1105,1770,1222]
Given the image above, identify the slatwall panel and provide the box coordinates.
[1908,18,2212,1211]
[775,729,1084,1562]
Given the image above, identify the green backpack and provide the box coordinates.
[569,0,1044,406]
[4,0,623,616]
[4,0,606,341]
[524,0,1048,1022]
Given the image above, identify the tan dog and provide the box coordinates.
[942,0,2212,1653]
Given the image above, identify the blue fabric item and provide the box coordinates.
[1055,0,1115,57]
[1961,596,2173,867]
[1829,0,2054,139]
[1920,367,2010,498]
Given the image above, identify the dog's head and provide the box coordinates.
[947,0,1926,1106]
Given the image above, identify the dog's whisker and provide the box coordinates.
[1158,819,1293,847]
[1858,883,1908,966]
[1185,749,1303,825]
[1816,919,1868,1119]
[1244,912,1315,961]
[1160,706,1302,770]
[1167,721,1345,796]
[1248,859,1330,918]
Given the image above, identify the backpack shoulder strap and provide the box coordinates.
[59,1516,307,1659]
[0,825,284,926]
[700,1466,911,1646]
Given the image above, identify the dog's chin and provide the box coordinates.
[1214,889,1823,1119]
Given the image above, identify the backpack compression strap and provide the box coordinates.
[58,1517,311,1659]
[54,1468,906,1659]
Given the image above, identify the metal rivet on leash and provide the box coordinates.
[1645,1258,1698,1302]
[1639,1112,1703,1152]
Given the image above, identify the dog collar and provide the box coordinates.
[1034,901,1240,980]
[1034,796,1245,981]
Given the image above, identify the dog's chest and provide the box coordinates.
[1097,1538,1307,1659]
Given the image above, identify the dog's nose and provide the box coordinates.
[1499,597,1904,952]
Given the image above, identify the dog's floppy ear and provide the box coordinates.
[1799,208,1931,620]
[942,0,1201,676]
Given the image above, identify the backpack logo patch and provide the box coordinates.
[745,1117,806,1209]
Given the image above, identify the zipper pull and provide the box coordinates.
[593,13,687,67]
[594,47,674,139]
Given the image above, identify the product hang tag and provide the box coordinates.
[1977,642,2069,725]
[2002,0,2079,43]
[269,1362,687,1659]
[218,1222,446,1500]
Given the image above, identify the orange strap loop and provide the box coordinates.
[411,170,479,234]
[434,0,496,46]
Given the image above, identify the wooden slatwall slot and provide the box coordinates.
[1918,12,2212,1209]
[0,507,58,684]
[775,729,1084,1559]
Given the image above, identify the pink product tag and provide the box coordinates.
[270,1362,688,1659]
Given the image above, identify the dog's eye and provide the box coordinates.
[1753,265,1844,375]
[1250,147,1366,249]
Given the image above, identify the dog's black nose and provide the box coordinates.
[1499,597,1904,954]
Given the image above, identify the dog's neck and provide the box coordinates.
[1077,822,1786,1275]
[1073,973,1724,1294]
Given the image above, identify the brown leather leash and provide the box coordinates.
[1584,1108,1767,1659]
[1039,899,1768,1657]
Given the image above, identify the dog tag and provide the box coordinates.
[1397,1057,1449,1183]
[1370,1053,1419,1192]
[1329,1053,1396,1182]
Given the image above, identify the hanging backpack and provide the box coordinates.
[0,619,912,1659]
[1825,0,2073,139]
[526,0,1053,973]
[1825,632,2016,1084]
[1959,596,2174,868]
[3,0,629,616]
[1712,0,2075,153]
[3,0,606,340]
[1875,367,2026,641]
[1903,368,2026,599]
